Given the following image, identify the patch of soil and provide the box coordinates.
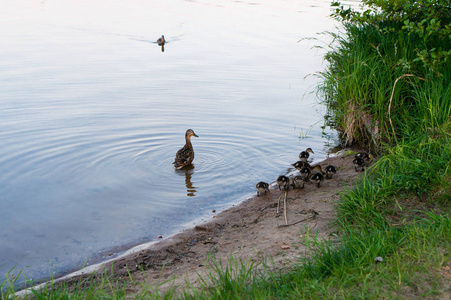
[59,150,365,296]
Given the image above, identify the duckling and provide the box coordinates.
[157,35,165,45]
[310,164,323,174]
[355,152,369,159]
[352,157,365,171]
[364,153,375,166]
[353,153,375,171]
[310,172,324,187]
[299,148,314,162]
[290,175,305,189]
[356,152,375,165]
[325,165,337,179]
[299,167,311,182]
[292,161,311,172]
[256,181,269,196]
[276,175,289,190]
[173,129,198,169]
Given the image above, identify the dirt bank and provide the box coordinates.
[62,150,364,296]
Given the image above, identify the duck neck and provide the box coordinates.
[185,135,193,148]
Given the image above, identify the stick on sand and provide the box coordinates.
[283,189,288,225]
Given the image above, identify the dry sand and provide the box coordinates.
[61,150,364,296]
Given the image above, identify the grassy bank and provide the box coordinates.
[3,1,450,299]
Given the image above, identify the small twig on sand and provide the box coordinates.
[277,214,316,228]
[283,190,288,225]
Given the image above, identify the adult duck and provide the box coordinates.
[157,35,165,45]
[173,129,198,169]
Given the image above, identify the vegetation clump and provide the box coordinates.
[324,0,451,149]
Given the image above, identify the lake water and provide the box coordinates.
[0,0,350,288]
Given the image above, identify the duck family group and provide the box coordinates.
[255,148,374,197]
[171,129,374,197]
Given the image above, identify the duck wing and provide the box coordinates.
[173,145,194,168]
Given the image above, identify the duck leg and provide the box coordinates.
[276,194,282,215]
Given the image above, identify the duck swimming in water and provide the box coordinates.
[256,181,269,196]
[157,35,165,45]
[299,148,314,162]
[173,129,198,169]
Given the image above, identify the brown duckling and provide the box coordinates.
[292,160,311,172]
[290,175,305,189]
[299,167,311,182]
[352,157,365,171]
[256,181,269,196]
[299,148,314,162]
[310,172,324,187]
[173,129,198,169]
[277,175,289,190]
[356,152,374,164]
[310,164,323,174]
[353,153,374,171]
[325,165,337,179]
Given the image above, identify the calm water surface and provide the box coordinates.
[0,0,350,286]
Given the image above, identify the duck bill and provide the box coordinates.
[193,132,199,137]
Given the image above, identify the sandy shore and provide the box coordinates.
[59,150,364,296]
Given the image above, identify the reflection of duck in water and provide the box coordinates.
[183,165,196,196]
[157,35,165,52]
[173,129,198,170]
[175,165,197,196]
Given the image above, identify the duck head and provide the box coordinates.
[186,129,199,138]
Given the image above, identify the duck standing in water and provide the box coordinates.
[299,148,314,162]
[173,129,198,169]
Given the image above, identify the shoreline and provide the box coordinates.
[20,149,365,296]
